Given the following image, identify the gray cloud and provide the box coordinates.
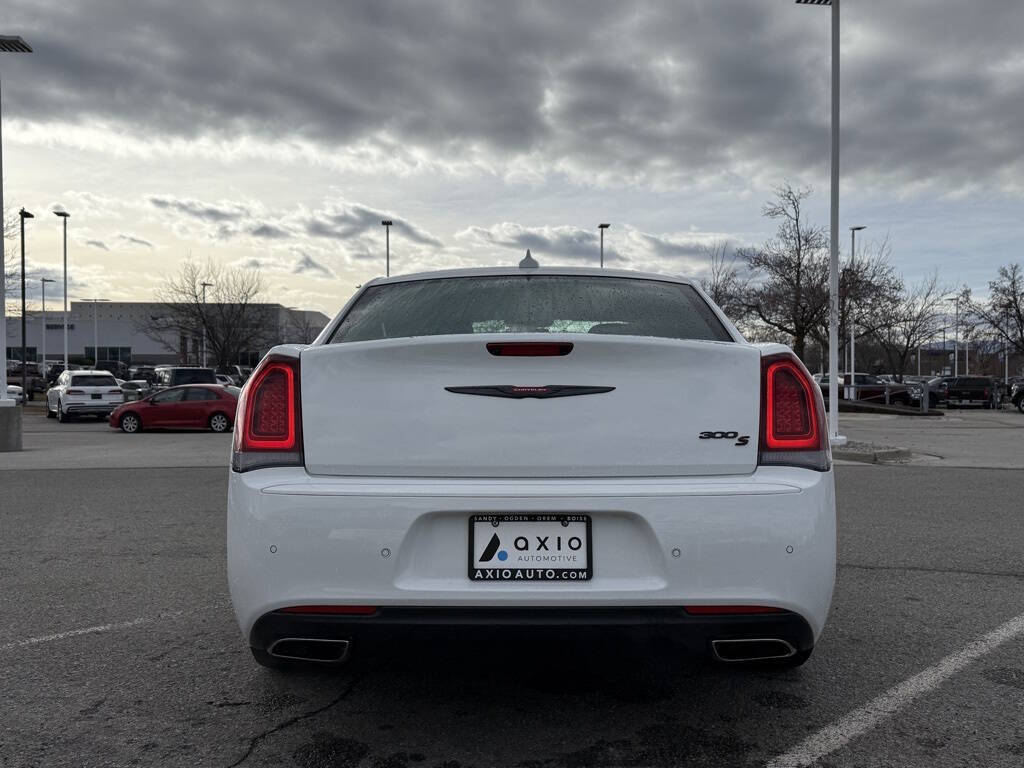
[248,223,291,239]
[148,195,248,223]
[458,223,607,263]
[304,201,443,248]
[7,1,1023,192]
[457,223,733,272]
[116,233,154,248]
[84,239,109,251]
[292,253,333,278]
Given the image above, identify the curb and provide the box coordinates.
[833,447,912,464]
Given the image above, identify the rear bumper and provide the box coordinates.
[228,466,836,646]
[250,606,815,656]
[65,403,119,415]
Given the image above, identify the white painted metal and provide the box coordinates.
[301,334,760,478]
[228,464,836,641]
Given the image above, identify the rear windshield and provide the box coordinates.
[72,375,117,387]
[171,369,216,384]
[330,276,732,344]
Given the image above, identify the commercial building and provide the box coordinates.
[4,301,331,366]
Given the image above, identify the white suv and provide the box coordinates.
[47,370,124,422]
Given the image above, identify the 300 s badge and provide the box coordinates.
[699,431,750,446]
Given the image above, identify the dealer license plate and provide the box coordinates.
[468,514,592,581]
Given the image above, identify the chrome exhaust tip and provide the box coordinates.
[267,638,351,664]
[711,638,796,662]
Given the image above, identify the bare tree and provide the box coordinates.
[3,207,17,307]
[698,240,749,328]
[970,263,1024,357]
[740,184,830,358]
[808,236,904,369]
[136,258,278,369]
[862,271,947,378]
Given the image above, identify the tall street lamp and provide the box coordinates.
[54,209,70,371]
[200,281,214,367]
[81,299,108,366]
[40,277,55,373]
[0,34,33,410]
[796,0,844,444]
[946,295,959,377]
[598,223,610,268]
[19,207,33,398]
[848,225,866,376]
[381,220,393,277]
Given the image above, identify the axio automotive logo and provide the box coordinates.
[478,533,508,563]
[477,532,584,562]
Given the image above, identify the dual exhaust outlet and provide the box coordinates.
[267,637,351,664]
[265,637,795,664]
[710,638,796,662]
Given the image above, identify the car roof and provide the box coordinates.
[70,369,116,376]
[362,264,697,288]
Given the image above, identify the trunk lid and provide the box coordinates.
[301,335,760,477]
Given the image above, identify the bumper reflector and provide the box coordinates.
[277,605,378,615]
[683,605,784,615]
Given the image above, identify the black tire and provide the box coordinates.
[208,412,230,433]
[120,412,141,433]
[57,401,69,423]
[1017,399,1024,414]
[46,403,56,419]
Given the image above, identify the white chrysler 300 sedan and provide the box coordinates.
[228,263,835,669]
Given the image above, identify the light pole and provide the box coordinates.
[848,225,865,376]
[381,220,393,277]
[19,207,33,398]
[200,281,214,368]
[598,223,610,268]
[0,35,33,410]
[40,277,54,372]
[946,296,959,377]
[81,299,108,366]
[796,0,843,444]
[54,210,70,371]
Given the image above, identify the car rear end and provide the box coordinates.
[947,377,994,408]
[63,372,124,418]
[227,269,835,667]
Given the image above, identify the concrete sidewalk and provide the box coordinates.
[834,409,1024,469]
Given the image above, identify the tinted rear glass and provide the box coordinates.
[71,375,117,387]
[330,276,731,344]
[171,369,216,385]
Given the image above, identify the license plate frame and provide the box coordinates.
[468,514,592,582]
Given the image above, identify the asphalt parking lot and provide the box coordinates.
[2,405,1023,767]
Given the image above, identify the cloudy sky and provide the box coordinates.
[3,0,1023,314]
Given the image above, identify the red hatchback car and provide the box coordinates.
[109,384,238,433]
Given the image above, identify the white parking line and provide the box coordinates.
[0,617,155,651]
[0,606,223,652]
[767,611,1024,768]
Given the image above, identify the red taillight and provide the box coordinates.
[683,605,785,615]
[107,389,122,395]
[278,605,377,615]
[759,353,829,471]
[66,388,84,395]
[486,342,573,357]
[231,355,302,472]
